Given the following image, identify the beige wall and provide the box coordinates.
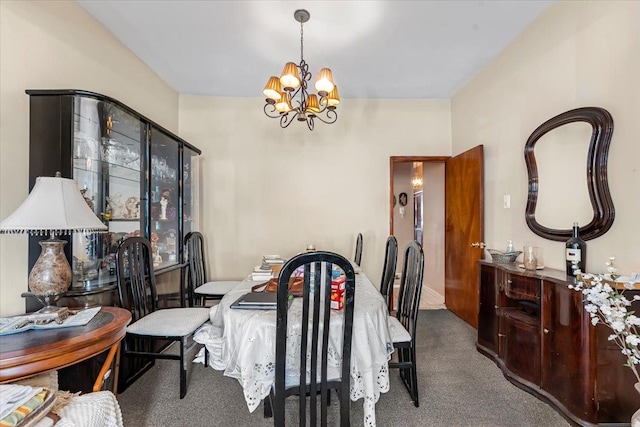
[0,1,180,316]
[178,96,452,285]
[452,0,640,275]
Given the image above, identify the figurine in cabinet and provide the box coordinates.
[124,196,139,219]
[106,193,123,219]
[166,230,177,262]
[159,196,168,220]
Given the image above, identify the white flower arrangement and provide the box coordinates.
[568,257,640,382]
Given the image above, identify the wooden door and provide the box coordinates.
[445,145,484,328]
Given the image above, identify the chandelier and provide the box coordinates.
[263,9,340,131]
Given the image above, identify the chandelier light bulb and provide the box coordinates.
[314,68,335,96]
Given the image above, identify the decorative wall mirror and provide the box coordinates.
[524,107,614,241]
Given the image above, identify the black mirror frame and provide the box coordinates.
[524,107,614,241]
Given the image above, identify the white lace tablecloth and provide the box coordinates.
[194,272,393,427]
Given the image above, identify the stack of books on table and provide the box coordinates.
[262,255,286,266]
[251,264,273,282]
[251,255,286,281]
[263,255,286,276]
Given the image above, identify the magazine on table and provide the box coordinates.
[0,307,101,336]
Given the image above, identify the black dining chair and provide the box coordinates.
[264,251,356,427]
[353,233,363,266]
[387,240,424,407]
[379,235,398,313]
[115,236,210,398]
[184,231,240,307]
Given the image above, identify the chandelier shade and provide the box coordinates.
[323,86,340,108]
[314,68,335,96]
[263,76,282,102]
[263,9,340,131]
[280,62,301,91]
[275,91,292,113]
[306,94,320,114]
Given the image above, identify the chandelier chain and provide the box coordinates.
[300,21,304,62]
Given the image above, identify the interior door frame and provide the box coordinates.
[389,156,450,235]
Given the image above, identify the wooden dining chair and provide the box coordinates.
[379,235,398,313]
[115,236,210,398]
[184,231,239,307]
[353,233,363,266]
[264,251,356,427]
[387,240,424,407]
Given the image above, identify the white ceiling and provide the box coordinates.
[77,0,555,99]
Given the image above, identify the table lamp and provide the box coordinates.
[0,172,107,312]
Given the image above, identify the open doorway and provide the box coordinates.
[390,156,448,309]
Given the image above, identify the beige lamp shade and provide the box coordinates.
[275,92,292,113]
[263,76,282,101]
[314,68,335,96]
[0,174,107,236]
[306,94,321,114]
[280,62,301,91]
[323,85,340,108]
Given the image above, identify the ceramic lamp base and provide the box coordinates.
[27,238,72,310]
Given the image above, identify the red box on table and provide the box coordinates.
[330,275,346,310]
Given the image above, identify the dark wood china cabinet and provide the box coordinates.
[26,89,201,392]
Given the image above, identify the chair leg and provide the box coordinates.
[411,347,419,407]
[263,394,273,418]
[180,338,187,399]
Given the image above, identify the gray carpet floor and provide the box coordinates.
[117,309,569,426]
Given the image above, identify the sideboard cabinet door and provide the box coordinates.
[477,263,498,353]
[541,279,596,422]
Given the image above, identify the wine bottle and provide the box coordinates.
[565,222,586,276]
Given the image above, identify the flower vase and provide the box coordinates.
[632,383,640,427]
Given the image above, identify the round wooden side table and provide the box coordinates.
[0,306,131,387]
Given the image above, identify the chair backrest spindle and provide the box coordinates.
[354,233,363,266]
[116,237,158,322]
[379,236,398,311]
[396,241,424,341]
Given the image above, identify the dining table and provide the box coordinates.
[194,268,394,427]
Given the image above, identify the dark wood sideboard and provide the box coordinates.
[477,260,640,426]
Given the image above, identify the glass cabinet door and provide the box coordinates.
[149,127,180,270]
[71,97,144,289]
[182,146,200,250]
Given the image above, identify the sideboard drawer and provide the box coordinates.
[502,273,540,302]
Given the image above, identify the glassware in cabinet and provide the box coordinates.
[149,127,180,270]
[70,96,144,290]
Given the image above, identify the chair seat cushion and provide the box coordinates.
[127,308,210,337]
[195,281,239,296]
[388,315,411,343]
